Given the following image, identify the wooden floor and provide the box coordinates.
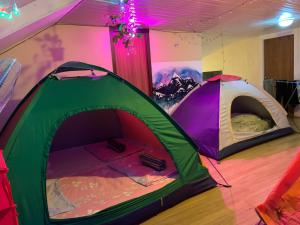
[142,122,300,225]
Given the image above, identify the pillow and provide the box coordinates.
[85,138,144,162]
[46,179,75,217]
[108,146,177,186]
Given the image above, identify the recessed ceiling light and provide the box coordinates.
[278,12,294,27]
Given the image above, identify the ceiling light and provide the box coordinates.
[278,12,294,27]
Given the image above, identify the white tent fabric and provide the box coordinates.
[171,76,292,160]
[219,80,290,151]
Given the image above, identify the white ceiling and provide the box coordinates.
[2,0,300,53]
[57,0,300,56]
[59,0,300,34]
[56,0,300,56]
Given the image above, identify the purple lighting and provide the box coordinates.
[118,0,138,37]
[109,0,141,48]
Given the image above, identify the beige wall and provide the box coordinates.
[0,24,112,130]
[202,37,263,86]
[1,24,112,99]
[149,30,202,62]
[1,28,203,101]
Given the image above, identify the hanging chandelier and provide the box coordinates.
[0,0,20,20]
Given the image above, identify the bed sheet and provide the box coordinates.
[50,167,175,219]
[47,140,177,219]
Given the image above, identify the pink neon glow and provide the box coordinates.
[120,0,138,34]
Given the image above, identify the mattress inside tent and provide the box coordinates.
[232,113,273,133]
[231,96,276,140]
[46,110,177,219]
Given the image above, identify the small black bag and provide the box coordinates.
[139,153,166,171]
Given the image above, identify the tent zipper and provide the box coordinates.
[160,197,164,207]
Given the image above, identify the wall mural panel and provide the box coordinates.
[152,61,202,113]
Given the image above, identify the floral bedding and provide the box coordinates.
[46,140,177,219]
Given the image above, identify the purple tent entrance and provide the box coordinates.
[171,75,293,160]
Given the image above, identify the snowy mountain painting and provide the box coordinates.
[152,61,202,113]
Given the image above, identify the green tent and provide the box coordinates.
[1,62,216,225]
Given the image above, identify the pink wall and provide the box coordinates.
[149,30,202,63]
[0,25,113,130]
[0,26,203,132]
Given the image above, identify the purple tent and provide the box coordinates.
[171,75,293,160]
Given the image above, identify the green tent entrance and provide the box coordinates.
[1,62,216,225]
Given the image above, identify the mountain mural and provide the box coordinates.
[152,68,202,112]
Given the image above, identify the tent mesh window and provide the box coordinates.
[46,109,178,219]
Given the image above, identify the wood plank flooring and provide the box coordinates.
[142,130,300,225]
